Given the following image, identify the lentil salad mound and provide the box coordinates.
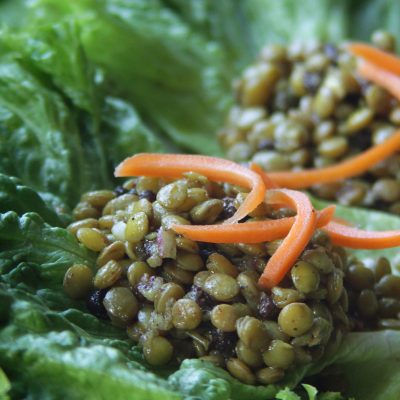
[218,31,400,213]
[63,174,400,386]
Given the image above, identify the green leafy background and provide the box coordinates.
[0,0,400,399]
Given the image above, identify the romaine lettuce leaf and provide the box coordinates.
[0,285,181,400]
[0,174,67,226]
[0,1,399,400]
[306,330,400,400]
[0,21,163,207]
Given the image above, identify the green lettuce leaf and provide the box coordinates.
[0,1,400,399]
[0,285,181,400]
[0,211,95,279]
[305,331,400,400]
[0,174,67,226]
[0,21,164,206]
[56,0,230,155]
[0,368,10,400]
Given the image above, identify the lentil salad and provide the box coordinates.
[2,1,400,399]
[219,31,400,213]
[64,164,400,386]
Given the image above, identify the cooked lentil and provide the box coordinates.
[219,31,400,213]
[64,174,400,384]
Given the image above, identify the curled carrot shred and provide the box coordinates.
[250,130,400,189]
[357,60,400,101]
[348,42,400,76]
[258,189,317,290]
[115,153,266,224]
[323,221,400,249]
[172,205,334,244]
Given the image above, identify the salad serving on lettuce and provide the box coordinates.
[1,1,400,399]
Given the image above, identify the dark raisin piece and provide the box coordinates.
[258,292,279,320]
[348,130,371,151]
[209,329,237,358]
[114,186,127,196]
[303,72,321,93]
[135,240,156,260]
[324,43,338,63]
[87,289,108,318]
[139,190,156,202]
[186,285,215,311]
[198,243,217,261]
[257,139,274,151]
[220,197,236,220]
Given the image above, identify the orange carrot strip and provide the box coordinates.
[250,130,400,189]
[249,164,279,188]
[172,205,334,244]
[348,42,400,76]
[357,60,400,100]
[331,216,354,227]
[323,221,400,249]
[258,189,317,289]
[115,153,266,224]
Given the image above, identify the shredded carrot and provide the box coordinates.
[249,130,400,189]
[323,221,400,249]
[357,60,400,100]
[258,189,317,290]
[115,153,266,224]
[348,42,400,76]
[331,216,354,227]
[172,205,334,244]
[249,163,279,189]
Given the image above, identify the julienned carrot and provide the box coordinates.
[250,129,400,189]
[249,164,279,188]
[172,205,335,244]
[115,153,266,224]
[259,189,317,290]
[323,221,400,249]
[348,42,400,76]
[357,60,400,100]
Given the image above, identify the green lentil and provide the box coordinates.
[236,316,271,351]
[226,358,256,385]
[210,304,238,332]
[172,299,202,330]
[204,273,239,301]
[262,340,295,369]
[157,181,188,211]
[94,260,123,289]
[190,199,223,224]
[291,261,320,293]
[206,253,238,277]
[256,367,284,384]
[143,336,173,366]
[278,303,314,337]
[176,251,204,272]
[63,264,93,299]
[103,287,138,326]
[76,228,107,252]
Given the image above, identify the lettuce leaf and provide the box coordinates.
[0,1,400,399]
[0,174,67,226]
[0,20,163,208]
[306,331,400,400]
